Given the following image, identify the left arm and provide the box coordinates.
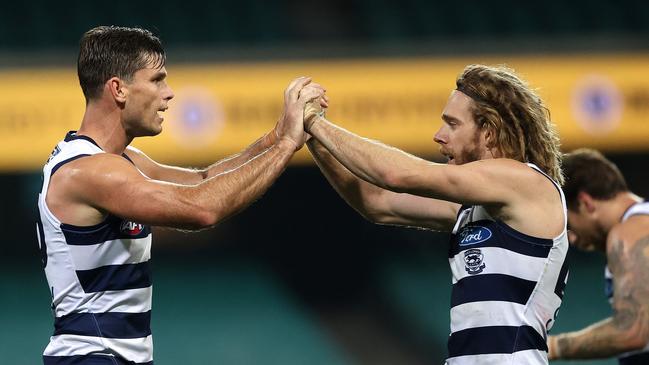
[548,226,649,360]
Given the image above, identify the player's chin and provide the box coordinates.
[151,125,163,136]
[151,118,164,134]
[137,125,163,137]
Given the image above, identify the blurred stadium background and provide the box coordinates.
[2,1,649,364]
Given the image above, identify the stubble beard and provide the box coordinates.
[457,130,485,164]
[124,117,162,139]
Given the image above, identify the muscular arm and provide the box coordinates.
[306,116,533,207]
[60,138,297,230]
[50,77,323,231]
[126,78,326,185]
[549,225,649,360]
[307,138,459,231]
[124,131,277,184]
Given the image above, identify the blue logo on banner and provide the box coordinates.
[459,226,492,246]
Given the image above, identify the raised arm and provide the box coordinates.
[305,115,532,208]
[54,139,296,230]
[47,77,324,231]
[548,220,649,360]
[307,138,459,231]
[127,81,329,184]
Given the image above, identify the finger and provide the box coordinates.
[300,87,324,101]
[319,94,329,107]
[298,87,324,105]
[319,98,329,108]
[285,76,308,100]
[309,83,326,92]
[289,77,312,102]
[302,84,324,94]
[299,85,325,99]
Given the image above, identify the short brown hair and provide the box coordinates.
[562,148,628,210]
[78,26,165,102]
[456,64,563,184]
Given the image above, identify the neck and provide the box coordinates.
[599,192,644,232]
[77,100,132,154]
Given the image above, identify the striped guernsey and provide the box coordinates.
[37,131,153,365]
[445,164,569,365]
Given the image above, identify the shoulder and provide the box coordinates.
[466,158,557,196]
[65,152,136,171]
[54,153,143,187]
[610,216,649,248]
[607,225,627,258]
[607,219,649,272]
[605,226,630,277]
[482,159,563,235]
[46,153,147,223]
[462,158,544,180]
[623,214,649,237]
[463,158,526,169]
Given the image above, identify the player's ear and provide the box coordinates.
[482,123,497,150]
[107,77,127,104]
[577,191,596,214]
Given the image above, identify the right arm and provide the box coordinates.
[307,138,460,231]
[50,77,323,231]
[548,221,649,360]
[60,137,298,230]
[124,78,327,185]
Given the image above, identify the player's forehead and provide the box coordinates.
[134,63,167,79]
[441,90,475,124]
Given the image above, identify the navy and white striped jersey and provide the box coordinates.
[36,131,153,365]
[605,201,649,365]
[445,164,569,365]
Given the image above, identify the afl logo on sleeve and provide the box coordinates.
[120,220,144,235]
[459,226,492,246]
[464,249,486,274]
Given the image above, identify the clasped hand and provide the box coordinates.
[274,77,328,150]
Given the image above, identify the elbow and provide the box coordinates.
[380,168,426,195]
[620,338,647,353]
[370,215,396,227]
[349,190,392,225]
[359,205,395,226]
[187,209,220,230]
[380,170,408,193]
[358,210,384,225]
[618,326,649,352]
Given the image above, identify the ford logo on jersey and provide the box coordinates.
[458,226,492,246]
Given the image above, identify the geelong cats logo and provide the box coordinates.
[464,248,486,275]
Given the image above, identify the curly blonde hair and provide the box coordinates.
[456,64,564,185]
